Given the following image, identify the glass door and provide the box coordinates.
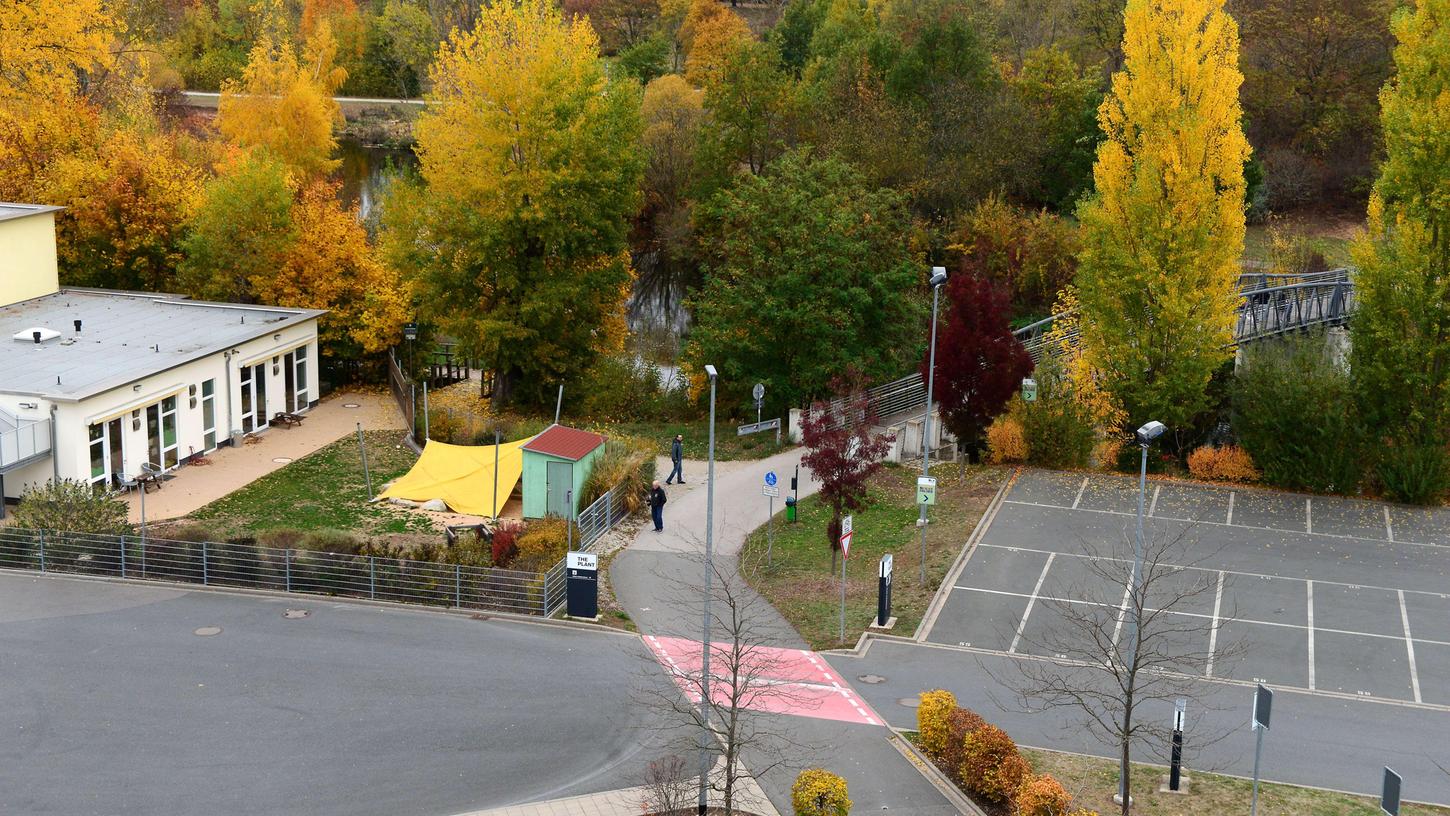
[284,347,309,413]
[146,397,179,470]
[239,363,267,432]
[87,417,125,487]
[201,379,217,451]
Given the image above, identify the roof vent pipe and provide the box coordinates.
[32,331,40,344]
[73,319,81,334]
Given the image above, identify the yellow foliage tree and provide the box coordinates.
[1074,0,1250,432]
[217,24,347,179]
[0,0,115,105]
[683,4,753,87]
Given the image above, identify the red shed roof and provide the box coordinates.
[522,425,606,462]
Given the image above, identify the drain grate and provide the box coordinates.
[858,674,886,684]
[283,609,310,619]
[897,696,921,708]
[193,626,222,636]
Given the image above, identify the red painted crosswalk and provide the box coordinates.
[643,635,882,727]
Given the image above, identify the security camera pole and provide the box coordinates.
[697,363,719,816]
[918,266,948,584]
[1120,418,1165,805]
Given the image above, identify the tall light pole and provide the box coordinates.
[1120,419,1166,805]
[697,364,719,816]
[918,267,948,585]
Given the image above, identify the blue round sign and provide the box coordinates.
[765,471,777,487]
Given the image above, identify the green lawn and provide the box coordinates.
[739,463,1002,649]
[188,430,432,539]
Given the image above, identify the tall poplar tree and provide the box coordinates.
[1074,0,1250,433]
[385,0,643,409]
[1350,0,1450,504]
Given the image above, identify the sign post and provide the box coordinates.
[1382,767,1402,816]
[764,471,779,567]
[839,515,853,643]
[753,382,765,427]
[1169,698,1186,792]
[566,551,598,620]
[917,476,937,506]
[1022,377,1038,402]
[876,553,894,627]
[1250,684,1272,816]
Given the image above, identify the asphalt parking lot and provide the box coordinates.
[924,470,1450,706]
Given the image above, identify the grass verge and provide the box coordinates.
[187,430,430,539]
[738,463,1002,650]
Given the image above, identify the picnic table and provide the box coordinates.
[271,411,306,429]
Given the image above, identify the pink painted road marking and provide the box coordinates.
[644,635,881,727]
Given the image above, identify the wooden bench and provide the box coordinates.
[271,412,306,429]
[445,522,494,545]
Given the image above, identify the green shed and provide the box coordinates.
[521,424,607,519]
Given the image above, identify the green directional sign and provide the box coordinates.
[917,476,937,505]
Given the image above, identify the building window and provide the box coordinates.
[146,396,179,470]
[201,379,216,451]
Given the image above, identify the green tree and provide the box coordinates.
[686,150,924,410]
[13,479,130,536]
[1350,0,1450,504]
[388,0,643,409]
[178,150,296,303]
[696,40,797,188]
[1074,0,1250,433]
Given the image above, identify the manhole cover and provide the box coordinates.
[343,402,361,408]
[859,674,886,684]
[897,696,921,708]
[283,609,310,619]
[272,457,293,464]
[194,626,222,636]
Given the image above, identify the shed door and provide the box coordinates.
[546,460,573,517]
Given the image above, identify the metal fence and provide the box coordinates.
[541,481,636,616]
[0,528,552,616]
[387,348,417,443]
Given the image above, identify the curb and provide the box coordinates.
[885,729,985,816]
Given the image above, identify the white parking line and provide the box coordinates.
[1306,498,1313,534]
[1009,554,1055,654]
[1148,485,1161,517]
[1386,507,1395,542]
[1111,578,1133,649]
[1306,581,1316,691]
[1071,477,1089,510]
[1226,492,1235,525]
[1206,571,1225,678]
[1400,590,1423,704]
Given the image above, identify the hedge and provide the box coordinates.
[792,768,851,816]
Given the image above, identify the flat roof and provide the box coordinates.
[0,289,325,401]
[0,203,62,223]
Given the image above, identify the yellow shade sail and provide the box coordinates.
[378,437,530,516]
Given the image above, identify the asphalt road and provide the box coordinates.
[0,573,672,816]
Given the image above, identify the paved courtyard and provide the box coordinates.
[924,470,1450,706]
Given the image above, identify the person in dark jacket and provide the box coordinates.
[665,434,685,484]
[650,481,667,531]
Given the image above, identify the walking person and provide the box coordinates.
[665,433,685,484]
[650,480,667,532]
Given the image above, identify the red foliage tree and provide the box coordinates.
[926,270,1033,456]
[800,379,894,571]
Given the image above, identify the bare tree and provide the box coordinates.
[1002,521,1242,816]
[636,555,817,814]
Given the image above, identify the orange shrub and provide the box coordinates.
[986,415,1028,464]
[1187,444,1260,483]
[960,724,1027,803]
[1015,773,1072,816]
[940,707,987,785]
[916,690,957,762]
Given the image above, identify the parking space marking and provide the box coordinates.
[1226,491,1235,525]
[1112,578,1133,648]
[1009,553,1055,654]
[1306,498,1313,534]
[1307,581,1316,691]
[1148,485,1161,517]
[1071,477,1088,510]
[1386,507,1395,542]
[1207,571,1225,678]
[1400,590,1423,704]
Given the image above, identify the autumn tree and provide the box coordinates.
[387,0,643,409]
[216,24,347,179]
[634,75,705,309]
[682,3,752,87]
[800,382,893,570]
[1349,0,1450,504]
[930,271,1034,457]
[685,151,925,413]
[952,195,1080,317]
[1074,0,1250,433]
[695,40,796,186]
[0,0,114,105]
[178,150,296,303]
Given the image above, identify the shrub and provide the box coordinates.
[916,689,958,762]
[1091,435,1125,471]
[1232,332,1364,493]
[791,768,851,816]
[513,517,573,572]
[1021,362,1096,469]
[1375,437,1450,505]
[1186,445,1260,483]
[940,707,988,785]
[1015,773,1072,816]
[491,521,522,568]
[13,478,130,535]
[256,529,306,550]
[157,522,219,543]
[579,436,655,513]
[299,529,364,554]
[986,414,1028,464]
[960,724,1027,804]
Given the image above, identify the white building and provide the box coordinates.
[0,203,324,511]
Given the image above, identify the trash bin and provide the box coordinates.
[785,495,797,522]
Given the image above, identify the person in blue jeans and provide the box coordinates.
[665,434,685,484]
[650,481,667,531]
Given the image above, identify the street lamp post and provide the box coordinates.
[697,364,719,816]
[918,267,948,585]
[1119,419,1166,805]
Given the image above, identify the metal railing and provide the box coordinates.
[0,418,51,469]
[387,348,416,442]
[0,528,549,616]
[541,481,637,616]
